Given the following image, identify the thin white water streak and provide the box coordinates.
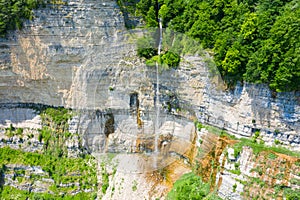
[154,18,163,164]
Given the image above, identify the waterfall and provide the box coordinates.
[154,18,163,168]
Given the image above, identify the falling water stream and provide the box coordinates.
[154,18,163,168]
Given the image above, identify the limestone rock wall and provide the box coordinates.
[141,55,300,150]
[200,82,300,149]
[0,0,298,149]
[0,0,133,108]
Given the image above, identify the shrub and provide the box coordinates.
[137,47,157,59]
[167,173,220,200]
[268,153,277,160]
[233,183,237,192]
[16,128,23,135]
[145,55,161,67]
[137,36,157,59]
[41,107,72,127]
[274,139,281,145]
[195,121,203,131]
[137,37,181,69]
[132,180,137,191]
[252,131,260,143]
[160,51,181,69]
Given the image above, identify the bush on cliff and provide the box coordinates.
[167,172,221,200]
[0,0,45,37]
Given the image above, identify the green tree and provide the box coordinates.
[145,6,158,27]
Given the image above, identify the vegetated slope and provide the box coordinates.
[0,107,98,199]
[126,0,300,92]
[0,0,47,37]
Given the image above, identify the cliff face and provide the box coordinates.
[0,0,299,145]
[0,0,133,108]
[201,83,300,150]
[0,0,299,199]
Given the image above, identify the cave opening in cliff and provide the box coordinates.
[130,92,139,114]
[130,92,142,127]
[104,113,114,138]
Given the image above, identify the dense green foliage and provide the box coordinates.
[137,35,181,69]
[143,51,180,69]
[0,147,97,199]
[0,0,45,37]
[167,173,221,200]
[134,0,300,91]
[161,51,180,68]
[1,186,95,200]
[1,0,298,91]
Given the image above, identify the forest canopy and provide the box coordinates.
[0,0,45,37]
[132,0,300,92]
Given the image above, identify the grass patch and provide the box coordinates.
[229,169,241,175]
[268,152,278,160]
[232,137,300,158]
[204,125,226,136]
[203,125,237,141]
[0,186,97,200]
[101,162,109,194]
[0,147,97,198]
[167,173,221,200]
[291,178,300,186]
